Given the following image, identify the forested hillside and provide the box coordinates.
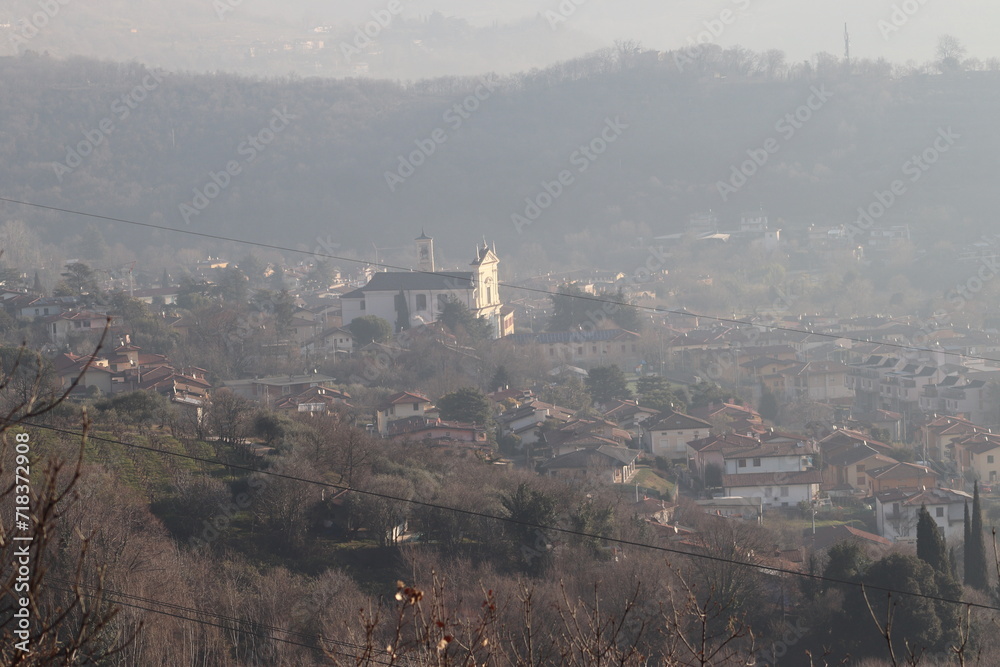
[3,50,1000,272]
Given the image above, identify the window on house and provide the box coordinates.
[780,486,789,497]
[856,464,865,473]
[437,294,449,312]
[764,487,773,496]
[360,300,366,311]
[753,458,761,467]
[487,287,492,303]
[738,459,747,468]
[413,403,420,411]
[577,347,583,355]
[415,294,427,310]
[989,455,995,464]
[936,507,944,518]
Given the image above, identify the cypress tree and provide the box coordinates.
[963,500,971,584]
[967,482,989,591]
[917,504,949,575]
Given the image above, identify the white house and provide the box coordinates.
[874,487,971,543]
[720,441,821,509]
[641,410,711,460]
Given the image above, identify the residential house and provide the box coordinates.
[224,373,339,407]
[720,441,822,509]
[687,432,761,480]
[541,418,632,457]
[385,416,490,453]
[823,445,898,495]
[917,415,985,462]
[866,461,937,495]
[18,296,78,319]
[539,445,640,484]
[920,377,991,426]
[688,401,764,435]
[950,432,1000,483]
[603,400,661,439]
[273,386,352,414]
[497,399,574,447]
[874,487,971,542]
[805,524,893,554]
[817,428,895,462]
[778,361,852,402]
[43,311,113,344]
[641,410,712,461]
[303,327,355,357]
[375,391,434,435]
[506,328,642,369]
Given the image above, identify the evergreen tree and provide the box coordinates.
[967,482,989,590]
[585,365,632,405]
[758,389,779,421]
[31,270,44,294]
[917,504,949,575]
[394,289,410,332]
[963,500,971,584]
[489,365,512,391]
[161,268,170,288]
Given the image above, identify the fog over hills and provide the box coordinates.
[3,50,999,285]
[4,0,1000,80]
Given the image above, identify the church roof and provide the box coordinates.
[342,271,475,297]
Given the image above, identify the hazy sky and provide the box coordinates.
[261,0,1000,66]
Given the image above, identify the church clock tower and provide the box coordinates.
[416,230,434,272]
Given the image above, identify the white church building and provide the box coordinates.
[341,232,509,338]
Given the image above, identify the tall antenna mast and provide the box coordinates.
[844,23,850,64]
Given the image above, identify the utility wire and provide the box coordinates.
[1,195,994,364]
[46,584,374,663]
[46,576,390,664]
[16,418,1000,614]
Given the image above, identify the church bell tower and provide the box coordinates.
[416,230,434,273]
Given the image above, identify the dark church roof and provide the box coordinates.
[342,271,475,298]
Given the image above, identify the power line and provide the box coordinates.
[17,418,1000,614]
[46,576,389,664]
[2,195,994,365]
[46,584,375,663]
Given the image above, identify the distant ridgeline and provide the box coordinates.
[3,53,998,263]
